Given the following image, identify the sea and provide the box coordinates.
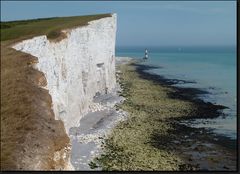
[116,46,237,139]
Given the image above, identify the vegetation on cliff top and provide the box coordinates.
[1,13,111,41]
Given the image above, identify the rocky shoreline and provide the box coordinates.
[91,58,237,171]
[132,61,237,171]
[134,63,229,120]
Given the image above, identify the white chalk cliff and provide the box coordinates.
[13,14,117,134]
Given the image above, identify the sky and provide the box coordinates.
[1,1,236,47]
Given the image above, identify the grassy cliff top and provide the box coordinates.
[0,13,112,42]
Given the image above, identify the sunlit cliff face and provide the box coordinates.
[13,14,117,134]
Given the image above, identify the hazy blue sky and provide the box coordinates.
[1,1,236,47]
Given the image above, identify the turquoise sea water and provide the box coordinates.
[116,46,237,139]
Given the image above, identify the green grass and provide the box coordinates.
[91,63,197,171]
[1,13,112,41]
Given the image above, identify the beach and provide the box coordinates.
[91,57,236,171]
[1,1,236,171]
[117,47,237,139]
[69,57,131,170]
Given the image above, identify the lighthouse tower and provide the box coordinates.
[143,48,148,60]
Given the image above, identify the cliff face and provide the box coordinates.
[13,14,117,134]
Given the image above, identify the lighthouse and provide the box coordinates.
[143,48,148,60]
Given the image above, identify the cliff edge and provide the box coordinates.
[1,13,116,170]
[12,13,117,134]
